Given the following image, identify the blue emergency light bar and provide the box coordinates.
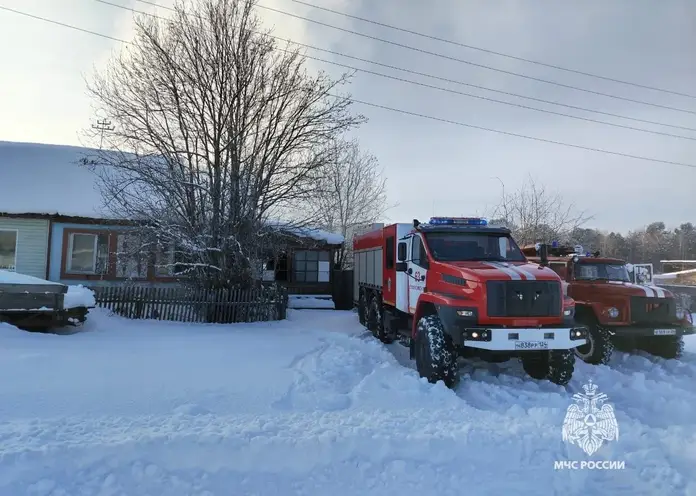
[428,217,488,226]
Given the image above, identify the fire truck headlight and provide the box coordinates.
[457,310,474,317]
[607,307,619,318]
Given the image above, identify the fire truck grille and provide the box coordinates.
[629,296,675,324]
[486,280,561,318]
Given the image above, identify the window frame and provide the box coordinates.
[66,232,109,275]
[0,228,19,272]
[292,249,331,283]
[411,235,429,269]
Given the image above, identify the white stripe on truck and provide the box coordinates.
[483,262,521,280]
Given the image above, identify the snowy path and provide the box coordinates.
[0,310,695,495]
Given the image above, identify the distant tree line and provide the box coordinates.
[567,222,696,268]
[491,175,695,270]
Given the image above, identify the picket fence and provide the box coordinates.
[89,285,288,323]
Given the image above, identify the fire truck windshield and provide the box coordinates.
[423,232,526,262]
[574,262,630,282]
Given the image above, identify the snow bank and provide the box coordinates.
[63,285,96,309]
[0,308,694,494]
[0,269,62,285]
[288,295,335,309]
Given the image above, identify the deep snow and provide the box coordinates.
[0,309,694,496]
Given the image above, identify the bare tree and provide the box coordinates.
[307,138,390,268]
[491,174,592,246]
[80,0,365,289]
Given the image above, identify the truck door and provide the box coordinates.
[407,234,428,314]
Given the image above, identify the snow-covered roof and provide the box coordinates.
[268,222,344,245]
[0,141,344,245]
[0,140,115,219]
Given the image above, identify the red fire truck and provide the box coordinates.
[352,217,587,388]
[521,242,694,364]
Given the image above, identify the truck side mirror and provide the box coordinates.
[397,242,407,262]
[539,243,549,267]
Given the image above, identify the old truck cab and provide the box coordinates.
[522,243,694,364]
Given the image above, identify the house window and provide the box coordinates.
[67,232,110,274]
[293,250,331,282]
[116,233,148,279]
[0,229,18,271]
[155,243,176,277]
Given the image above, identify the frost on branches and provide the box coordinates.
[80,0,364,290]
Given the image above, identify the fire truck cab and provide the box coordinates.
[353,217,588,388]
[522,243,694,364]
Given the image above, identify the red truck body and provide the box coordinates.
[521,243,694,363]
[353,217,587,387]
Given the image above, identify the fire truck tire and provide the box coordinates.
[640,335,684,360]
[521,350,575,386]
[520,354,548,380]
[547,350,575,386]
[574,324,614,365]
[367,295,393,344]
[414,314,459,388]
[357,289,368,327]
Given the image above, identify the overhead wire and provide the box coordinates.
[287,0,696,100]
[107,0,696,135]
[0,3,694,170]
[239,1,696,115]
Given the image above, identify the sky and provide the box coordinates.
[0,0,694,233]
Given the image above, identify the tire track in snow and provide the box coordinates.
[1,410,689,495]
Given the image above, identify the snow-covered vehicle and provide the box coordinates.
[522,244,695,363]
[0,270,95,331]
[352,217,588,388]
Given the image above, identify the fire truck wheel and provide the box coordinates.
[547,350,575,386]
[414,314,459,388]
[367,296,393,344]
[520,354,548,380]
[357,289,368,327]
[574,324,614,365]
[640,335,684,360]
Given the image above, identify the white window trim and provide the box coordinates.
[66,232,100,274]
[0,228,19,272]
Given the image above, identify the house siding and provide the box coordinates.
[0,216,49,279]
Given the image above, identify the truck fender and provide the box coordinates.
[411,292,463,339]
[574,302,600,325]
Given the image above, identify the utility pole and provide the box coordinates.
[92,118,114,149]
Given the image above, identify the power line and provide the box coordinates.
[289,50,696,142]
[3,4,695,170]
[288,0,696,100]
[336,95,696,170]
[0,5,127,42]
[111,0,696,134]
[246,2,696,116]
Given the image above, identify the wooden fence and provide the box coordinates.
[89,285,288,323]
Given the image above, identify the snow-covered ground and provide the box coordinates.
[0,310,695,496]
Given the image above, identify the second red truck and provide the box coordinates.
[352,217,588,388]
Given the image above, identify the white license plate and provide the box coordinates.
[654,329,677,336]
[515,340,549,350]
